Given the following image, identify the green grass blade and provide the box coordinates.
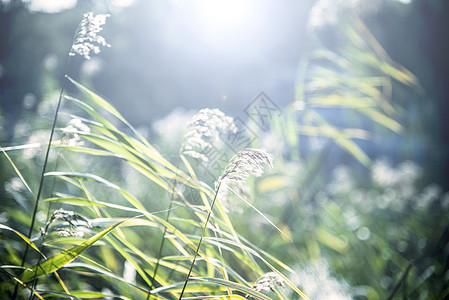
[21,218,127,282]
[0,224,43,257]
[189,277,272,300]
[359,107,402,133]
[1,145,34,195]
[65,262,150,294]
[67,76,128,125]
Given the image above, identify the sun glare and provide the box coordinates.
[193,0,261,46]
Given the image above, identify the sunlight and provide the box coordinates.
[25,0,77,13]
[193,0,262,46]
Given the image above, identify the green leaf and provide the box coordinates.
[45,171,147,211]
[0,145,34,195]
[65,262,149,294]
[360,107,403,133]
[0,224,42,257]
[67,76,128,125]
[21,218,126,282]
[189,277,272,300]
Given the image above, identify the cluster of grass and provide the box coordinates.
[1,8,446,300]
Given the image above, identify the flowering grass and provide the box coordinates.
[0,6,445,300]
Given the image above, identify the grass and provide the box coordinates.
[1,8,446,300]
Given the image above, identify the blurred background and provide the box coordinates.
[0,0,448,182]
[1,0,448,186]
[1,0,448,298]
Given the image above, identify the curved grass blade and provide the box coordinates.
[38,292,81,300]
[150,281,228,295]
[11,276,45,300]
[45,171,147,211]
[182,296,247,300]
[64,94,197,191]
[189,277,272,300]
[65,262,150,294]
[227,185,293,243]
[204,236,309,300]
[0,224,43,257]
[1,145,33,195]
[67,76,128,126]
[21,217,128,282]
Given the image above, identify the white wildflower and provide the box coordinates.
[182,108,237,162]
[253,272,284,293]
[69,12,111,60]
[221,148,273,183]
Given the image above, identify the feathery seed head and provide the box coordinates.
[221,148,273,183]
[182,108,237,162]
[70,12,111,60]
[62,118,91,146]
[253,272,284,292]
[41,208,91,237]
[49,208,91,228]
[55,228,85,237]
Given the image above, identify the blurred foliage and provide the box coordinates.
[0,0,448,300]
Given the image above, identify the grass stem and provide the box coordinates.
[178,180,222,299]
[12,58,71,300]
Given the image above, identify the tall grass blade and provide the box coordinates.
[0,224,43,257]
[21,218,127,282]
[1,146,34,195]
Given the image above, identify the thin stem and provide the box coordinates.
[147,156,181,300]
[178,180,222,299]
[386,262,413,300]
[29,152,66,299]
[12,57,71,300]
[147,191,175,300]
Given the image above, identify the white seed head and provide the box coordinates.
[55,228,85,237]
[182,108,237,162]
[69,12,111,60]
[42,208,91,237]
[221,148,273,183]
[253,272,284,292]
[62,118,90,146]
[50,208,91,227]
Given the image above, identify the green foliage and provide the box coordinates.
[0,7,447,300]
